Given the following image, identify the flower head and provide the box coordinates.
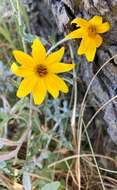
[11,39,74,105]
[66,16,110,62]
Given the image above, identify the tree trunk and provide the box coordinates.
[23,0,117,144]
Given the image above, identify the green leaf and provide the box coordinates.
[24,33,38,43]
[23,171,32,190]
[24,33,49,45]
[0,161,6,169]
[41,181,60,190]
[10,97,29,114]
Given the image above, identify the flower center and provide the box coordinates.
[88,25,97,37]
[36,64,48,77]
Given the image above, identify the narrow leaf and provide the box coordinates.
[23,171,32,190]
[41,181,60,190]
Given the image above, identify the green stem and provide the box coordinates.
[10,0,32,162]
[69,44,77,147]
[10,0,27,52]
[47,38,69,55]
[16,0,27,52]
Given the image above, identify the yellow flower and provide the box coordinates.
[66,16,110,62]
[11,39,74,105]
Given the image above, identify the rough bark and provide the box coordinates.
[23,0,117,144]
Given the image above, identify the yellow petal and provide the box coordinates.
[85,46,96,62]
[95,34,103,47]
[46,74,68,94]
[13,50,34,67]
[96,22,110,33]
[32,38,46,64]
[48,63,75,73]
[17,77,37,97]
[89,15,102,25]
[53,74,69,93]
[44,74,59,98]
[71,18,89,27]
[78,38,87,55]
[78,37,97,62]
[11,63,34,77]
[46,47,64,65]
[65,28,85,39]
[32,78,47,105]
